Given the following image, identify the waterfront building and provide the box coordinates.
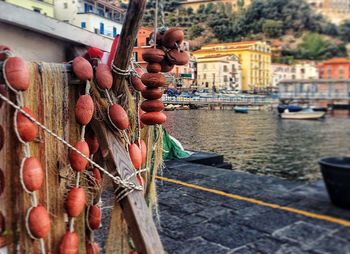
[179,0,251,12]
[306,0,350,24]
[292,61,319,80]
[193,41,271,92]
[54,0,124,38]
[318,57,350,80]
[3,0,54,17]
[195,55,241,91]
[271,64,293,87]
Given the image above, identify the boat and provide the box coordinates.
[281,108,326,120]
[234,106,248,113]
[164,104,175,111]
[277,104,303,114]
[310,106,328,112]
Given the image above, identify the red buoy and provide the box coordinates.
[86,241,100,254]
[146,63,161,73]
[131,67,146,92]
[28,205,51,238]
[72,56,93,81]
[141,100,164,112]
[141,73,167,88]
[22,157,44,192]
[108,104,129,130]
[59,232,79,254]
[66,187,86,217]
[85,128,99,155]
[69,140,90,172]
[0,125,4,151]
[88,205,101,230]
[128,143,142,169]
[96,64,113,89]
[162,28,184,49]
[141,88,163,100]
[141,112,167,125]
[4,57,30,91]
[160,60,174,73]
[136,139,147,164]
[75,95,94,125]
[0,45,11,61]
[167,49,189,66]
[16,107,38,142]
[142,48,165,63]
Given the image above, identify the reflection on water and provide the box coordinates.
[164,110,350,181]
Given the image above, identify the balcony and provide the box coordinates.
[78,8,124,23]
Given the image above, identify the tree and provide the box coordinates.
[262,19,283,38]
[339,20,350,42]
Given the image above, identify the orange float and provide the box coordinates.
[28,205,51,238]
[136,139,147,164]
[141,100,164,112]
[59,232,79,254]
[141,88,163,100]
[69,140,90,172]
[146,63,161,73]
[16,107,38,142]
[4,57,30,91]
[86,241,100,254]
[95,63,113,89]
[128,143,142,169]
[72,56,93,81]
[22,157,44,192]
[66,187,86,217]
[90,168,102,187]
[85,129,99,155]
[162,28,184,49]
[141,112,167,125]
[141,73,166,88]
[160,60,174,72]
[108,104,129,130]
[88,205,101,230]
[75,95,94,125]
[167,49,189,66]
[131,67,146,92]
[142,48,165,63]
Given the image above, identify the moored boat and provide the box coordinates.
[281,109,325,120]
[234,106,248,113]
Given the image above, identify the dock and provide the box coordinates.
[157,152,350,254]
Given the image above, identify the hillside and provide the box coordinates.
[138,0,350,61]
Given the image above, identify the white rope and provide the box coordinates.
[0,93,143,192]
[111,63,131,76]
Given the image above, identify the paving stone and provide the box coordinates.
[173,237,230,254]
[161,235,182,254]
[160,211,206,231]
[333,226,350,239]
[228,246,258,254]
[275,244,310,254]
[309,235,350,254]
[240,209,300,234]
[248,237,285,254]
[273,221,329,247]
[207,209,237,226]
[196,206,234,220]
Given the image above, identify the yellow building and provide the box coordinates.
[193,41,272,91]
[180,0,251,12]
[4,0,54,17]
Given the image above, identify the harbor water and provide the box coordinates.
[164,110,350,181]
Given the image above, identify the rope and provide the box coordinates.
[111,63,131,76]
[0,93,143,193]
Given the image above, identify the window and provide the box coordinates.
[100,23,104,35]
[203,74,207,79]
[64,2,68,8]
[203,64,207,70]
[339,66,344,80]
[327,66,332,79]
[113,27,117,37]
[81,22,86,29]
[223,65,228,72]
[224,76,228,82]
[84,3,93,12]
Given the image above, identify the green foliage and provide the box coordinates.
[283,33,347,60]
[189,25,205,39]
[339,20,350,42]
[262,19,283,38]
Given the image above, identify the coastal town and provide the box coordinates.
[0,0,350,253]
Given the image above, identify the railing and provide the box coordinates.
[279,92,350,100]
[162,95,277,104]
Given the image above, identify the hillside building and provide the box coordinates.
[3,0,54,17]
[196,55,241,90]
[193,41,271,92]
[271,64,294,88]
[306,0,350,24]
[318,57,350,80]
[292,61,319,80]
[54,0,124,38]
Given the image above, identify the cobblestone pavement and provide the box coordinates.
[157,158,350,254]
